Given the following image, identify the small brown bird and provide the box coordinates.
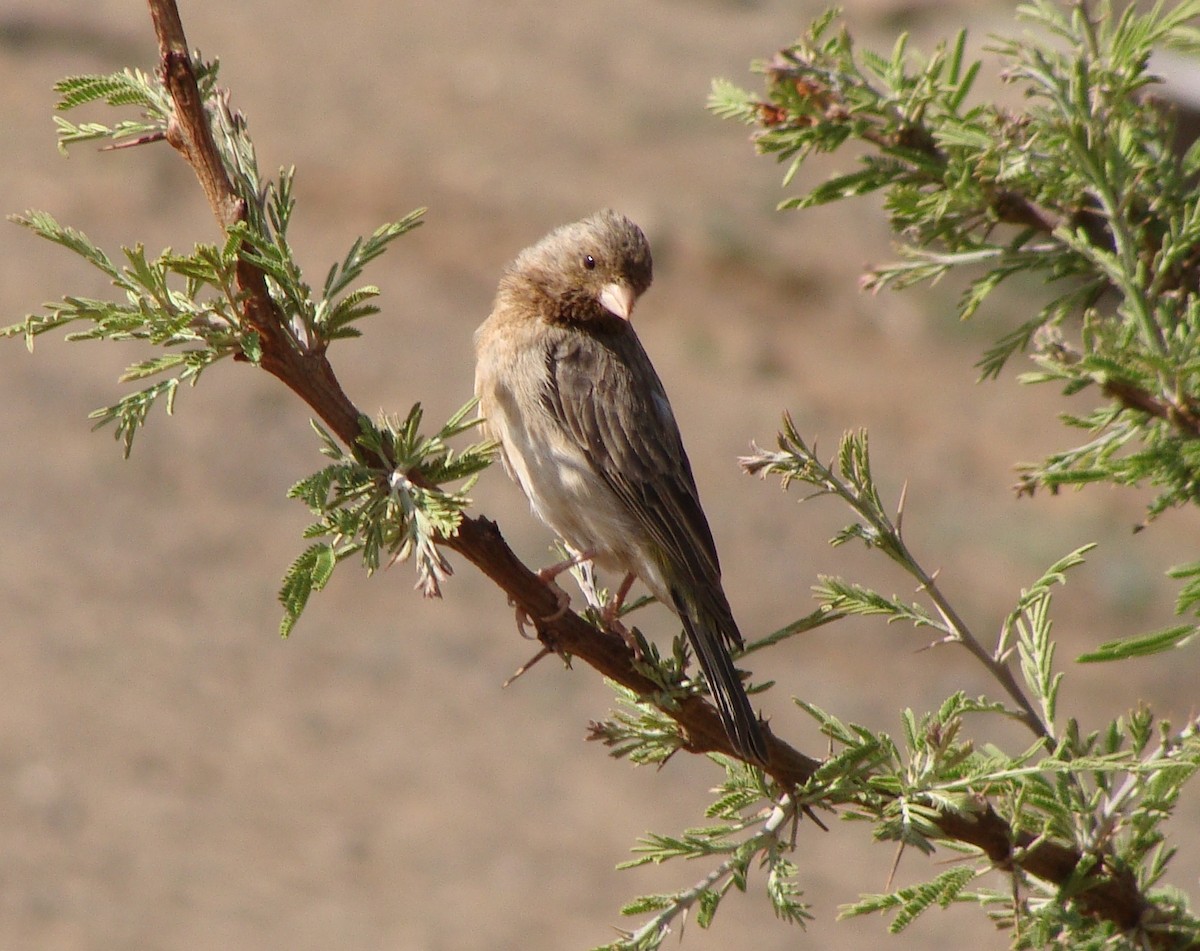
[474,210,768,763]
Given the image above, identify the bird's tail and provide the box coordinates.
[672,590,769,763]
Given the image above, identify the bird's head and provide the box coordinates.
[503,209,653,327]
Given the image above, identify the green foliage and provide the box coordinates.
[730,416,1200,947]
[4,57,423,457]
[587,681,693,765]
[707,28,1200,943]
[280,405,492,634]
[5,54,480,620]
[1058,555,1200,662]
[711,1,1200,529]
[1077,624,1197,662]
[600,604,1200,947]
[738,605,842,655]
[587,619,784,764]
[840,865,979,934]
[229,169,424,347]
[594,763,811,951]
[4,211,244,455]
[52,63,217,150]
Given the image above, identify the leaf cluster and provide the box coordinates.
[4,58,423,457]
[4,54,481,632]
[594,761,810,951]
[52,62,217,151]
[711,1,1200,527]
[280,405,493,634]
[4,210,245,455]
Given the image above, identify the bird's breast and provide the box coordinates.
[475,331,642,573]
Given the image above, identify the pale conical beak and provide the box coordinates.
[599,282,635,321]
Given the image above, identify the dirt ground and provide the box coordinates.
[1,2,1197,949]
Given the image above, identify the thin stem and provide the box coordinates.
[906,556,1052,741]
[624,801,795,946]
[812,438,1053,740]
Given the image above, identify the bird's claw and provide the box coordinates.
[513,572,572,638]
[536,568,573,621]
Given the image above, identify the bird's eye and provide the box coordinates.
[583,254,596,270]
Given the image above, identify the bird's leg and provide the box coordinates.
[536,547,598,620]
[601,572,642,658]
[514,548,595,636]
[601,572,636,625]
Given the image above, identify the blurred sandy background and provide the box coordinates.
[1,1,1198,948]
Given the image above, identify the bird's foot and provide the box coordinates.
[513,562,576,638]
[537,561,573,619]
[599,608,643,660]
[533,569,572,623]
[538,549,594,587]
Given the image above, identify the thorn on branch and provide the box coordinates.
[503,645,555,687]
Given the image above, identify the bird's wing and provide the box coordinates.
[540,328,726,604]
[543,326,762,758]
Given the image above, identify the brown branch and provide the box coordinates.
[150,0,364,442]
[142,1,1187,944]
[935,806,1151,932]
[1104,377,1200,440]
[989,187,1062,235]
[149,3,241,230]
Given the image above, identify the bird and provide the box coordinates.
[473,209,769,763]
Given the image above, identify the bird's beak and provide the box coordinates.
[598,282,635,321]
